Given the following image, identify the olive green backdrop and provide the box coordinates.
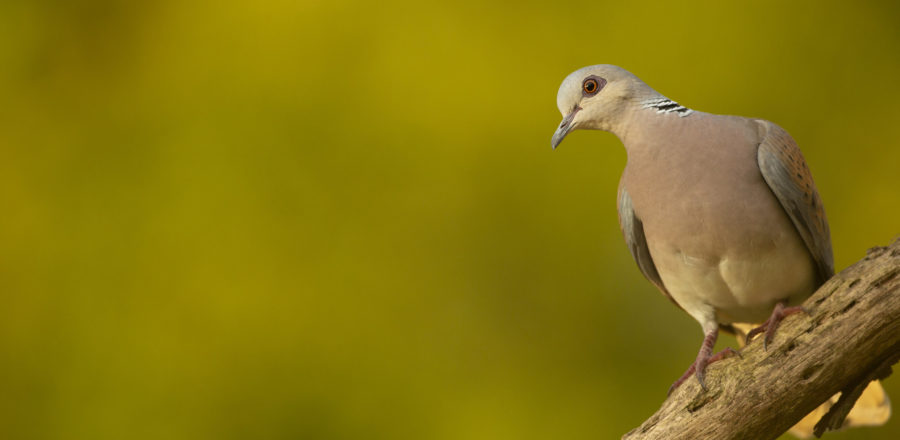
[1,0,898,439]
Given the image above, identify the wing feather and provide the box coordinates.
[756,120,834,283]
[618,186,682,310]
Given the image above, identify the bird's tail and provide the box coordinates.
[729,323,891,438]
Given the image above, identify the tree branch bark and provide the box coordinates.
[623,239,900,440]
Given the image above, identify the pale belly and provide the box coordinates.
[620,113,820,326]
[649,230,817,325]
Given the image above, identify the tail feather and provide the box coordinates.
[728,323,891,438]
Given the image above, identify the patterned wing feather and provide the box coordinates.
[756,120,835,283]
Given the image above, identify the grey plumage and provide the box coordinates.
[551,64,889,437]
[756,121,834,283]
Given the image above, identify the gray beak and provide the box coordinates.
[551,106,581,149]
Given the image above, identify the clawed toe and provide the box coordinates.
[668,329,741,396]
[746,302,807,349]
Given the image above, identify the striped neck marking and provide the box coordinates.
[641,97,694,117]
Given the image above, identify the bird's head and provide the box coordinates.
[551,65,653,149]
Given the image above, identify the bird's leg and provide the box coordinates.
[667,328,740,395]
[745,301,807,349]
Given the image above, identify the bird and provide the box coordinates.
[550,65,890,437]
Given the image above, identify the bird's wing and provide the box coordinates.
[618,186,682,310]
[756,120,835,283]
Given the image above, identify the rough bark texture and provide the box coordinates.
[623,239,900,440]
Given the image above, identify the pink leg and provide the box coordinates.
[668,329,740,395]
[745,301,807,349]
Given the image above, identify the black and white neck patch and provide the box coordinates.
[641,97,694,117]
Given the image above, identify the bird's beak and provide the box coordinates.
[551,106,581,149]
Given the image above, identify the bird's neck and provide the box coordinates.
[639,97,694,118]
[612,92,697,149]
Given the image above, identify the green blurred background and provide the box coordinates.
[1,0,898,438]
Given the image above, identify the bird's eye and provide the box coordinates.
[582,76,605,96]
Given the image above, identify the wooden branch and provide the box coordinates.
[623,239,900,440]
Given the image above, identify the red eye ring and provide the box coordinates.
[582,76,605,96]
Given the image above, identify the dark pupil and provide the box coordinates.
[585,81,595,92]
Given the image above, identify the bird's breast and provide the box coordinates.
[620,117,817,323]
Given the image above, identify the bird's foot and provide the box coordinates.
[667,330,740,396]
[745,302,807,349]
